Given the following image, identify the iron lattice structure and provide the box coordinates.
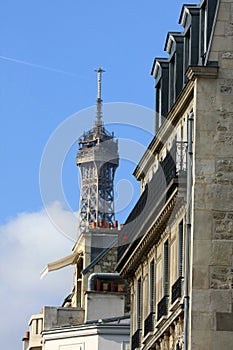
[76,68,119,233]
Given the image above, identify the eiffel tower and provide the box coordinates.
[76,68,119,233]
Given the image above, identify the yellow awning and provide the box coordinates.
[40,252,79,279]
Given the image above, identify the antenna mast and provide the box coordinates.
[94,67,105,127]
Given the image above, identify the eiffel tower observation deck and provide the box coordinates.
[76,68,119,234]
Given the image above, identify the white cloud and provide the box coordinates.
[0,202,77,350]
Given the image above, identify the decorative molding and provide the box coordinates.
[186,66,219,81]
[119,190,178,278]
[143,306,183,350]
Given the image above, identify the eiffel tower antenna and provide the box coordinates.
[94,67,105,127]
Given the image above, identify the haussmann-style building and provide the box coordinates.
[116,0,233,349]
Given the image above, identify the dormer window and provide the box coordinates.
[199,0,218,65]
[184,28,190,84]
[200,0,208,61]
[165,33,184,109]
[152,59,169,133]
[169,55,175,109]
[156,81,163,129]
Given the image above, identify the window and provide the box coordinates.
[169,56,175,109]
[158,84,162,128]
[148,169,153,182]
[163,240,169,296]
[136,277,142,329]
[203,4,207,54]
[157,243,169,320]
[200,1,207,62]
[171,220,184,304]
[156,81,162,131]
[155,60,169,132]
[178,220,184,277]
[149,260,155,313]
[184,28,190,84]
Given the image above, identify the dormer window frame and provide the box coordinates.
[199,0,218,65]
[179,5,201,71]
[169,53,175,110]
[156,78,162,131]
[167,36,176,109]
[184,28,191,84]
[200,0,208,60]
[152,59,169,133]
[165,33,184,110]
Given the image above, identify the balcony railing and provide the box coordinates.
[144,312,155,337]
[171,276,183,304]
[118,141,187,262]
[131,328,141,350]
[176,141,187,174]
[157,296,169,321]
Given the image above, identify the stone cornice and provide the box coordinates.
[42,322,130,339]
[186,65,219,81]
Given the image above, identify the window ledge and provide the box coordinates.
[155,315,168,329]
[169,297,182,312]
[141,331,153,344]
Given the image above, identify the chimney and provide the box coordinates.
[106,222,111,229]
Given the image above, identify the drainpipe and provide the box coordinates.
[184,111,193,350]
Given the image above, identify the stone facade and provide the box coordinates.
[87,246,118,275]
[116,0,233,349]
[70,229,120,308]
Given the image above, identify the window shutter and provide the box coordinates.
[137,278,142,329]
[164,240,169,296]
[150,260,155,312]
[178,220,184,277]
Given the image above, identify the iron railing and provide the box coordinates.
[118,141,187,262]
[157,296,169,321]
[131,328,141,350]
[176,141,187,174]
[171,276,183,304]
[144,312,155,337]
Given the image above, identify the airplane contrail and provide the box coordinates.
[0,55,76,77]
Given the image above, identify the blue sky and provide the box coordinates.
[0,1,196,349]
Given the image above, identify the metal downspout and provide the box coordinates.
[184,111,193,350]
[88,272,121,290]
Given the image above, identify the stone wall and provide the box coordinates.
[86,246,130,313]
[43,307,85,331]
[191,1,233,348]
